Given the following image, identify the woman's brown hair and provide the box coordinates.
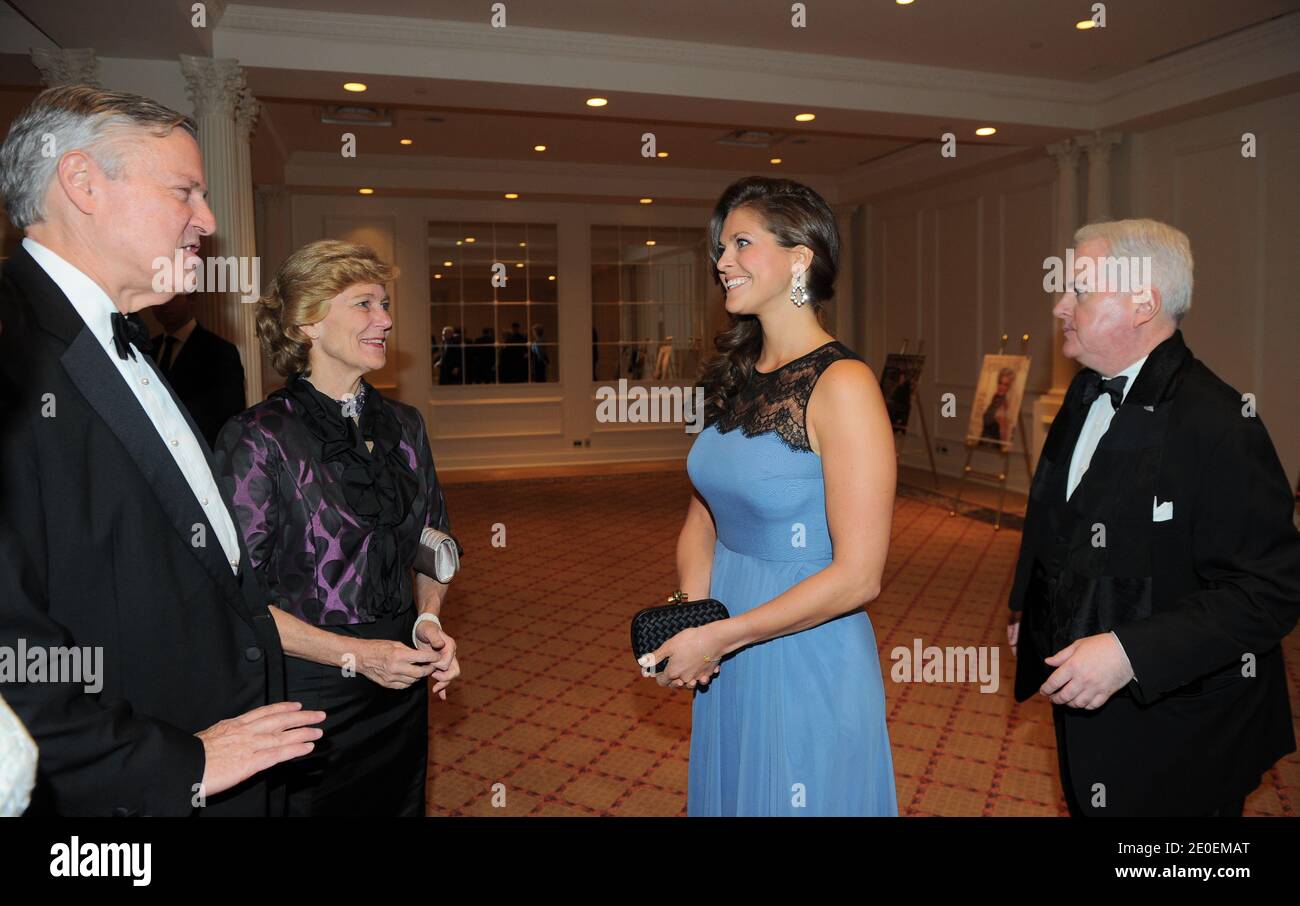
[699,176,839,419]
[257,239,396,377]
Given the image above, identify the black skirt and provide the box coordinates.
[278,606,428,816]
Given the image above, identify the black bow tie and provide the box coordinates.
[110,311,153,361]
[1081,373,1128,410]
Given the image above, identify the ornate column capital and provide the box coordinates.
[1046,138,1081,170]
[235,87,260,142]
[31,48,100,87]
[179,55,246,120]
[1075,131,1123,164]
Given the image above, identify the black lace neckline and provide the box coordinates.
[752,340,837,376]
[708,340,862,452]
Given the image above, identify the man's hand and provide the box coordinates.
[415,620,460,701]
[1040,632,1135,709]
[196,701,325,797]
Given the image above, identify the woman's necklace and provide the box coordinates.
[338,382,367,418]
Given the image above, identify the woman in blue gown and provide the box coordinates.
[642,177,898,816]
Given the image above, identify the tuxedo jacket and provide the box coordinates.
[149,323,245,448]
[0,246,285,816]
[1010,330,1300,816]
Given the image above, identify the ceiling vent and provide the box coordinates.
[715,129,790,149]
[320,105,392,127]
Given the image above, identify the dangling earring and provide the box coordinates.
[790,271,809,308]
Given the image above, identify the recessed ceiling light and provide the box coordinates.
[1076,20,1094,30]
[504,193,519,199]
[519,241,527,247]
[533,144,547,152]
[399,138,413,145]
[443,261,453,267]
[358,187,374,195]
[434,273,442,279]
[343,82,367,92]
[639,198,653,205]
[975,126,997,136]
[656,151,669,158]
[794,112,816,122]
[896,0,915,5]
[586,97,608,107]
[515,262,524,268]
[548,274,556,280]
[455,240,462,246]
[646,240,657,246]
[770,157,782,165]
[464,237,476,243]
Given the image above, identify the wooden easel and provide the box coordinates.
[949,333,1035,530]
[893,339,940,490]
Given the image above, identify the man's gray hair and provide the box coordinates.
[1073,218,1194,322]
[0,84,197,230]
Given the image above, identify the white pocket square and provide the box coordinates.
[1152,497,1173,522]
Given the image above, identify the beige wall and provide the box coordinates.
[861,91,1300,493]
[862,157,1059,493]
[1123,91,1300,489]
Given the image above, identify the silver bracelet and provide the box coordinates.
[412,612,443,648]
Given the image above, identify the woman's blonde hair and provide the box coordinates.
[257,239,397,377]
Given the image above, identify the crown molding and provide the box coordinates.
[1093,12,1300,128]
[216,4,1096,115]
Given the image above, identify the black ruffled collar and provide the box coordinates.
[274,373,419,617]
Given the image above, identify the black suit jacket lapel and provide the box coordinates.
[1065,331,1190,519]
[6,246,251,623]
[1034,369,1091,504]
[60,332,249,620]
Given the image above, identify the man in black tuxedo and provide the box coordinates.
[0,85,323,815]
[150,295,245,447]
[1008,218,1300,817]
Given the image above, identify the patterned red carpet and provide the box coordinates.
[428,470,1299,816]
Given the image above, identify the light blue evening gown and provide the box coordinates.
[684,341,897,816]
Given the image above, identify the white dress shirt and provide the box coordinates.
[23,238,242,573]
[1066,354,1149,501]
[0,691,37,816]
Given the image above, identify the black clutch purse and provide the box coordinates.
[631,592,730,673]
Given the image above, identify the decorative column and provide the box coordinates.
[31,47,100,87]
[1077,132,1123,222]
[1032,138,1084,462]
[180,55,264,404]
[254,184,291,396]
[254,185,291,279]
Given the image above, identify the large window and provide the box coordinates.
[590,225,712,384]
[429,221,559,385]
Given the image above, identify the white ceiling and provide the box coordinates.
[217,0,1300,83]
[2,0,1298,203]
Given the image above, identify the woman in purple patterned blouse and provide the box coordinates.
[213,240,461,816]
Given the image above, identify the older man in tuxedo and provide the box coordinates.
[0,85,323,815]
[1008,218,1300,817]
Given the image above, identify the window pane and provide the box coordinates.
[528,271,558,303]
[591,224,710,385]
[528,304,558,346]
[430,221,558,386]
[526,344,557,383]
